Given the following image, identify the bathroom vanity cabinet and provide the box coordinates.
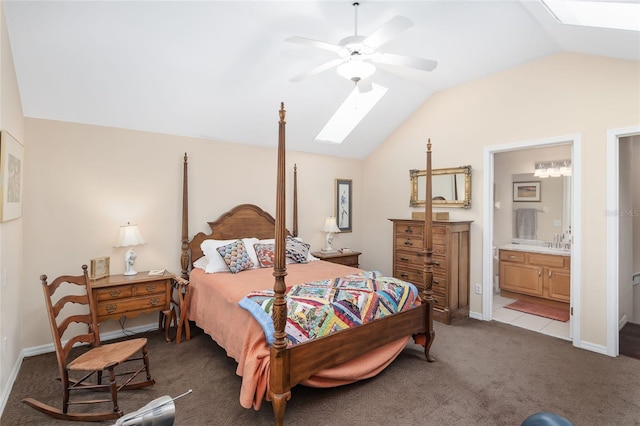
[499,249,570,303]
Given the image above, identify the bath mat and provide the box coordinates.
[505,300,569,322]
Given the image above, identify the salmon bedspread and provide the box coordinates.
[188,262,413,410]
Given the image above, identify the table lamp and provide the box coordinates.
[115,223,146,276]
[321,216,341,253]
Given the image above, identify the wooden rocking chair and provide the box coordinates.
[22,265,155,422]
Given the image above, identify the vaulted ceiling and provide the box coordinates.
[4,1,639,159]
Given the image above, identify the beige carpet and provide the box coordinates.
[2,319,640,425]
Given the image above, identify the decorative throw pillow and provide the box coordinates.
[216,240,254,273]
[253,243,275,268]
[285,236,310,264]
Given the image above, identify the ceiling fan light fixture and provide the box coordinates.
[336,60,376,82]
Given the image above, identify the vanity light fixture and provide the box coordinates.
[534,160,571,178]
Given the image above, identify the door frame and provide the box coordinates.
[606,126,640,356]
[482,134,582,346]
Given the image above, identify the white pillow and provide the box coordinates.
[243,237,260,269]
[201,239,236,273]
[193,256,209,270]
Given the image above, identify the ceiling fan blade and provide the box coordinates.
[373,52,438,72]
[285,36,343,53]
[363,16,413,49]
[289,58,345,82]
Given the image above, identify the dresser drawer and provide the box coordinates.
[97,294,168,317]
[394,266,423,285]
[394,235,424,252]
[395,222,424,239]
[395,251,425,269]
[527,253,565,269]
[95,285,133,301]
[134,281,166,296]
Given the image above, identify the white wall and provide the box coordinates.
[22,118,363,348]
[0,0,25,408]
[362,52,640,349]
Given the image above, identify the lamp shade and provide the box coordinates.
[115,223,146,247]
[322,217,341,233]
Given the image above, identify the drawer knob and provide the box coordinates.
[432,261,440,266]
[400,256,409,262]
[400,273,409,279]
[405,227,413,234]
[149,297,160,306]
[404,240,413,246]
[145,285,156,292]
[433,279,439,285]
[508,255,516,259]
[105,304,117,313]
[109,290,121,297]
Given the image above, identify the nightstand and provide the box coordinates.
[312,250,361,268]
[90,271,173,342]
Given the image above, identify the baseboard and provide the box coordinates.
[1,322,159,418]
[469,310,483,320]
[619,314,628,332]
[0,350,24,420]
[577,339,608,356]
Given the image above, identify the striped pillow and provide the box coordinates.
[285,236,310,264]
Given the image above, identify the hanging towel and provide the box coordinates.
[516,209,537,239]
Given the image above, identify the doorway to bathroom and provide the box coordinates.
[482,134,581,345]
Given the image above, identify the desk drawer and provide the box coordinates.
[97,294,168,317]
[95,286,132,301]
[134,282,166,296]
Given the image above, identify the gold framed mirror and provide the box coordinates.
[410,165,472,208]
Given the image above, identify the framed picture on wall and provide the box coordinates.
[335,178,352,232]
[0,131,24,222]
[513,181,541,202]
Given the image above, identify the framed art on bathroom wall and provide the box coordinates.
[513,181,540,202]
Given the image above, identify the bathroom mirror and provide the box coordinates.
[410,166,472,208]
[511,172,572,242]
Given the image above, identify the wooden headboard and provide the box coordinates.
[180,156,298,279]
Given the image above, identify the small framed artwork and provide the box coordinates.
[89,256,110,280]
[335,178,352,232]
[513,181,541,202]
[0,131,24,222]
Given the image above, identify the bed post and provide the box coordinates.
[181,153,190,280]
[270,103,291,426]
[422,140,436,362]
[293,164,298,238]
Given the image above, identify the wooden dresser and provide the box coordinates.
[389,219,472,324]
[90,271,173,340]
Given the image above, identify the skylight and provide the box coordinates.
[315,83,388,144]
[541,0,640,32]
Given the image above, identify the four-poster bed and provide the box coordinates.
[179,103,435,425]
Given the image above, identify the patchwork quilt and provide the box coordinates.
[238,271,419,346]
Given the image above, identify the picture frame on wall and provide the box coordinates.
[0,131,24,222]
[89,256,110,280]
[335,178,352,232]
[513,181,541,202]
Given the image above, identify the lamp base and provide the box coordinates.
[124,248,138,276]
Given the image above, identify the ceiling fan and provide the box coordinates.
[286,2,438,85]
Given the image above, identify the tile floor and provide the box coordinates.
[492,293,571,341]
